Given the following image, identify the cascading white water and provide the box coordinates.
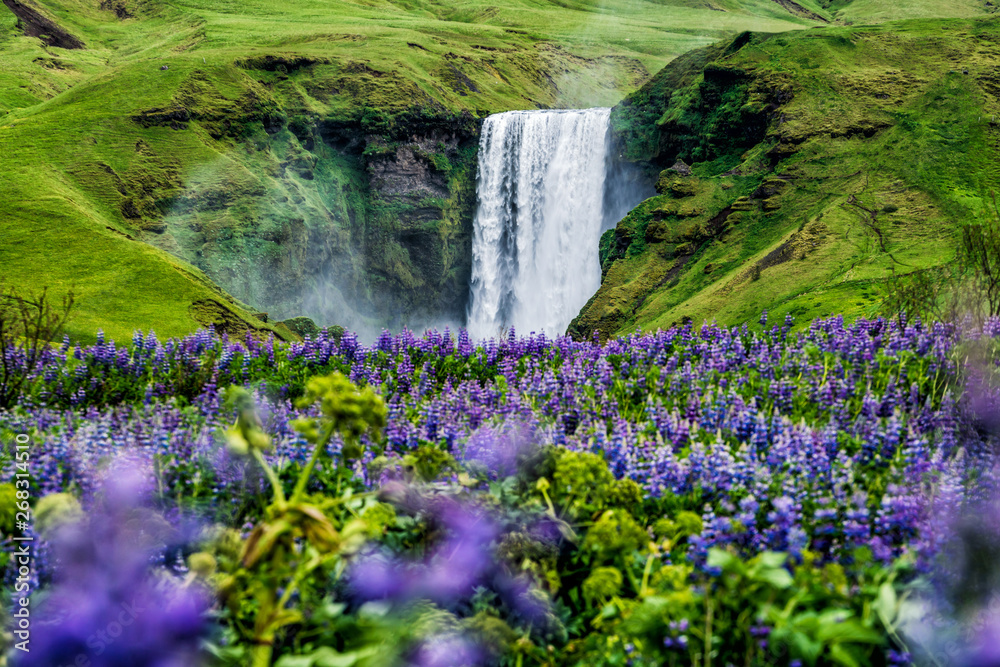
[466,108,614,339]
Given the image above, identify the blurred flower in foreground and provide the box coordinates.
[405,633,485,667]
[902,494,1000,666]
[952,500,1000,667]
[17,462,209,667]
[963,616,1000,667]
[460,420,538,479]
[350,497,498,606]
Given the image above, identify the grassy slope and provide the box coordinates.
[0,0,825,343]
[827,0,986,23]
[2,0,994,342]
[571,16,1000,340]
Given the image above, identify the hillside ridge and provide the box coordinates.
[571,16,1000,340]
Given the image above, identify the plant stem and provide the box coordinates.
[252,448,286,507]
[251,639,274,667]
[276,554,324,611]
[290,422,335,504]
[705,594,713,667]
[640,549,656,597]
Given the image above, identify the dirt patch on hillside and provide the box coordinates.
[99,0,133,19]
[771,0,827,22]
[3,0,85,48]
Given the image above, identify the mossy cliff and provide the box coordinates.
[143,101,484,335]
[571,17,1000,341]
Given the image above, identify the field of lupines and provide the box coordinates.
[3,315,1000,667]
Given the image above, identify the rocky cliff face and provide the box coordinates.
[140,108,481,337]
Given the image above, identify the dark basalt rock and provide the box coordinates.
[668,160,692,176]
[367,143,452,200]
[234,55,330,73]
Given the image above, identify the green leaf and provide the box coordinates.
[224,427,249,457]
[755,551,788,570]
[274,647,369,667]
[816,619,884,645]
[829,643,863,667]
[789,633,823,666]
[270,608,304,631]
[488,481,505,500]
[320,602,347,619]
[274,656,316,667]
[789,611,821,634]
[873,582,898,630]
[314,648,364,667]
[707,548,744,575]
[554,518,578,542]
[755,566,793,589]
[600,602,619,619]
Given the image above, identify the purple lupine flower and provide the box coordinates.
[3,314,995,582]
[887,649,913,666]
[406,634,485,667]
[17,464,209,667]
[460,419,538,478]
[350,498,498,606]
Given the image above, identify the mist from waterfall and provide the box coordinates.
[466,108,649,339]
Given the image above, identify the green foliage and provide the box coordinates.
[565,546,910,667]
[583,510,647,559]
[223,386,274,457]
[294,373,387,454]
[32,492,83,538]
[401,445,457,483]
[0,484,17,534]
[548,449,617,515]
[582,567,624,605]
[611,42,732,162]
[215,373,382,667]
[359,502,396,539]
[464,611,518,657]
[960,196,1000,317]
[0,285,74,408]
[653,511,704,541]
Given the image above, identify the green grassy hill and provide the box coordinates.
[0,0,994,342]
[571,16,1000,340]
[0,0,824,343]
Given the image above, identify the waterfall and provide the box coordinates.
[467,108,625,339]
